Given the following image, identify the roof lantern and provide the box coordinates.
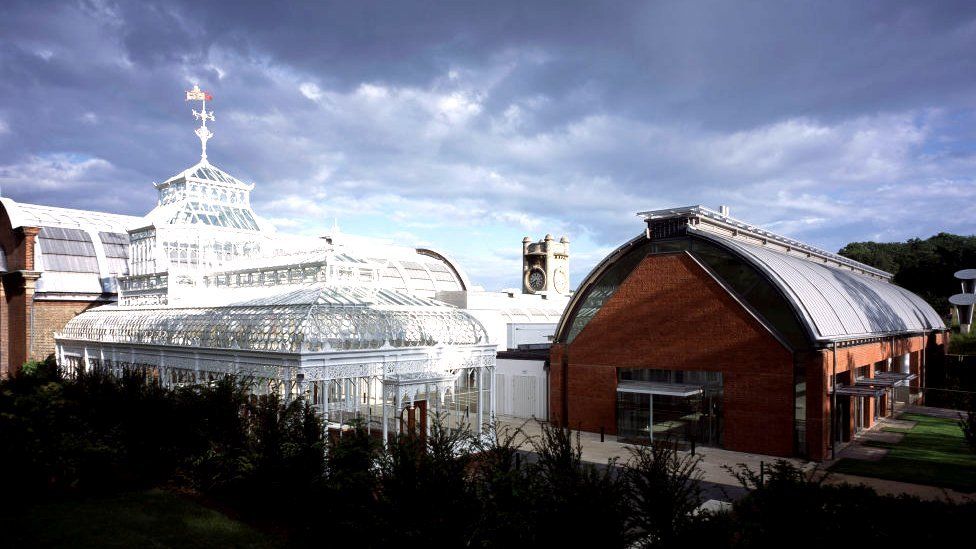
[136,85,270,233]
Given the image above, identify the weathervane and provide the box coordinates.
[185,84,214,163]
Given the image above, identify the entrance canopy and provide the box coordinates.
[873,372,917,386]
[831,384,885,398]
[617,380,703,397]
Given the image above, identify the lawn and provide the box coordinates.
[0,489,284,548]
[830,413,976,492]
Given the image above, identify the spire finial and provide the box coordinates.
[185,84,214,163]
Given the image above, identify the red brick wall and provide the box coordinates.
[805,334,936,461]
[2,273,30,377]
[1,203,41,376]
[551,252,796,457]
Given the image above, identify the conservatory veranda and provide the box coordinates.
[56,284,496,438]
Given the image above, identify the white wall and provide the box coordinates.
[494,358,547,420]
[507,323,557,348]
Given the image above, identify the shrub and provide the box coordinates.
[623,438,704,548]
[19,354,60,380]
[961,395,976,453]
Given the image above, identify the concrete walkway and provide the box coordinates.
[901,405,966,420]
[495,416,809,502]
[497,412,975,504]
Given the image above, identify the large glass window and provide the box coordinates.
[794,358,806,455]
[617,368,723,448]
[563,233,814,455]
[689,239,809,351]
[563,235,809,351]
[564,239,655,342]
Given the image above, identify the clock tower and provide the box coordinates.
[522,234,570,295]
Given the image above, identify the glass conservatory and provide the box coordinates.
[57,284,496,438]
[53,86,497,438]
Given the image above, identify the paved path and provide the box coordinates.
[497,411,975,504]
[821,472,974,502]
[496,417,806,503]
[901,405,966,420]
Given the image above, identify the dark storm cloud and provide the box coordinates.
[2,0,976,288]
[134,0,976,126]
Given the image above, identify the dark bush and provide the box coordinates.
[5,368,976,547]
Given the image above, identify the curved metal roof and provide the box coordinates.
[692,229,944,341]
[0,197,139,233]
[58,284,489,353]
[555,229,944,345]
[0,197,138,294]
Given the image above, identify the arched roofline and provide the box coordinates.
[554,229,943,347]
[552,232,809,346]
[691,229,944,343]
[416,247,472,291]
[689,230,821,346]
[0,196,139,232]
[0,197,30,230]
[57,284,492,353]
[553,233,645,343]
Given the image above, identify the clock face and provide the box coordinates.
[553,268,568,293]
[528,268,546,291]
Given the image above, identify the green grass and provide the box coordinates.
[0,489,285,548]
[830,413,976,492]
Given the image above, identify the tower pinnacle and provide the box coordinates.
[185,84,214,163]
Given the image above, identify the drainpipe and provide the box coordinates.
[28,291,36,360]
[831,342,837,460]
[921,333,927,404]
[543,357,550,422]
[561,352,569,428]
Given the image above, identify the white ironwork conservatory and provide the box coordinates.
[55,85,496,438]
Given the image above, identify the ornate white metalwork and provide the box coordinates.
[58,284,490,353]
[186,84,214,162]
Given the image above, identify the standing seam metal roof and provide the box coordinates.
[1,197,138,294]
[691,229,944,341]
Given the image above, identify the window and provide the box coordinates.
[563,239,655,342]
[617,368,723,448]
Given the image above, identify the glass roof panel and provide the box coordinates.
[58,285,487,353]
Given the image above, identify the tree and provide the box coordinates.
[623,439,704,548]
[839,232,976,314]
[524,422,629,548]
[374,414,480,545]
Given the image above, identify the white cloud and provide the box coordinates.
[436,91,483,124]
[0,154,115,191]
[221,57,955,286]
[299,82,323,101]
[2,4,973,290]
[170,51,976,287]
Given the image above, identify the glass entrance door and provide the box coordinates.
[616,390,722,447]
[617,392,651,441]
[616,368,724,448]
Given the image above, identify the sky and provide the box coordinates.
[2,1,976,290]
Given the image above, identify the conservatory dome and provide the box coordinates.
[58,284,488,353]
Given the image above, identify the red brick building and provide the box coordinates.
[550,206,947,460]
[0,198,137,377]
